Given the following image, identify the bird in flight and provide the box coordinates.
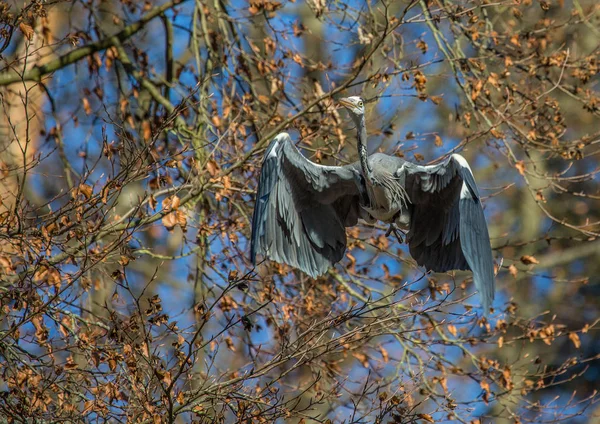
[250,96,495,312]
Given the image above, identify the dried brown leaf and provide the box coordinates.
[171,195,180,210]
[206,160,219,177]
[418,414,435,423]
[162,212,178,231]
[353,352,369,368]
[79,184,93,199]
[535,190,547,203]
[447,324,457,337]
[82,97,92,115]
[19,22,34,41]
[568,332,581,349]
[142,120,151,142]
[225,337,236,351]
[520,255,539,265]
[378,345,389,363]
[430,95,443,105]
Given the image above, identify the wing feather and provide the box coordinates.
[403,154,494,312]
[251,133,361,278]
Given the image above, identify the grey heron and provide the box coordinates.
[250,96,495,312]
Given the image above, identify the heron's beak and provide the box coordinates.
[337,98,354,110]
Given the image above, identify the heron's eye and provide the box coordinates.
[358,101,363,107]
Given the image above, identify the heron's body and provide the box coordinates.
[362,153,409,224]
[250,96,496,313]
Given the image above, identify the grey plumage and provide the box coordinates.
[401,154,495,311]
[251,97,495,312]
[250,133,363,278]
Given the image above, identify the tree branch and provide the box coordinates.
[0,0,188,86]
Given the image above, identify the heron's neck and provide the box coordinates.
[357,116,372,177]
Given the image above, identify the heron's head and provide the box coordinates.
[338,96,365,119]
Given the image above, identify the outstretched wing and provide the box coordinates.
[251,133,362,278]
[400,154,494,312]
